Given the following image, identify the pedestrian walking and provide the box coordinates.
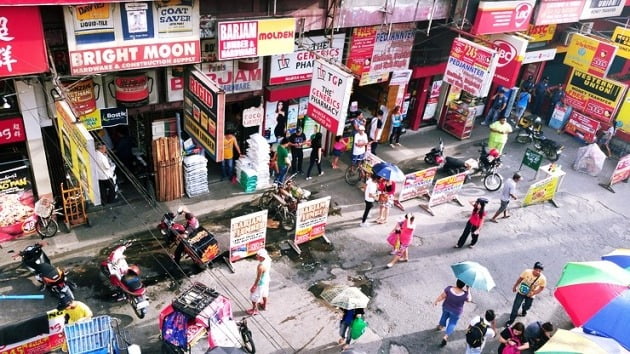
[376,178,395,224]
[360,175,379,227]
[487,117,513,154]
[306,132,323,180]
[531,77,549,115]
[222,130,241,182]
[434,279,472,347]
[95,143,117,205]
[247,248,271,315]
[388,105,403,147]
[454,198,488,249]
[547,83,564,124]
[386,213,415,268]
[289,127,308,174]
[482,89,507,125]
[352,126,369,165]
[337,307,365,350]
[331,135,348,169]
[505,262,547,327]
[274,138,291,184]
[598,120,620,157]
[497,322,527,354]
[513,89,532,123]
[369,110,384,154]
[464,310,496,354]
[489,172,521,222]
[523,321,554,351]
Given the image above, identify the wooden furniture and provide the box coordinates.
[61,182,88,227]
[152,137,183,201]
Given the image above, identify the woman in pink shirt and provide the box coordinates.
[454,198,487,249]
[386,213,415,268]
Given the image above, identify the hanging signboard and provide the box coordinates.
[229,210,267,262]
[79,107,128,131]
[443,38,498,97]
[360,23,415,86]
[294,196,331,246]
[242,106,264,127]
[612,26,630,60]
[522,176,560,206]
[487,34,529,88]
[0,118,26,145]
[533,0,586,25]
[563,110,600,143]
[398,166,438,202]
[0,160,36,242]
[522,48,557,64]
[471,0,535,35]
[0,7,49,77]
[306,59,354,136]
[423,80,443,120]
[580,0,625,19]
[183,67,225,162]
[524,24,557,42]
[564,33,617,78]
[346,26,377,79]
[216,18,295,60]
[564,69,627,123]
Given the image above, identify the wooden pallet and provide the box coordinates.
[152,137,183,201]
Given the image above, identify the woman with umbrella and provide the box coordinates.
[433,279,471,347]
[386,213,415,268]
[338,307,365,350]
[320,286,370,351]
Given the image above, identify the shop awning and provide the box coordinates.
[264,83,310,102]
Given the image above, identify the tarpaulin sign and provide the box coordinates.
[563,110,600,143]
[294,196,331,246]
[229,210,267,262]
[471,0,535,35]
[216,18,295,60]
[600,154,630,193]
[533,0,585,25]
[564,33,617,78]
[421,172,467,216]
[0,160,36,242]
[564,69,627,123]
[398,166,438,202]
[0,7,48,77]
[443,38,498,97]
[522,176,560,206]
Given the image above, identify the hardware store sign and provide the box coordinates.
[443,38,497,97]
[217,18,295,60]
[564,69,627,123]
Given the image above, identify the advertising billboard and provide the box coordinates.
[564,69,627,123]
[471,0,535,35]
[0,7,48,77]
[564,33,617,78]
[443,38,498,97]
[216,18,295,60]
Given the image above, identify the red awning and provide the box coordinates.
[264,83,310,102]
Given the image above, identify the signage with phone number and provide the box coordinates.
[565,69,627,123]
[0,118,26,145]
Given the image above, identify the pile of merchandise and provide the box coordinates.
[235,133,270,192]
[183,154,209,197]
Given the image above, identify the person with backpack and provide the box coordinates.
[337,307,365,350]
[497,322,527,354]
[433,279,472,347]
[465,309,496,354]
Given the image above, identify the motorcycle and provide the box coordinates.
[442,145,504,191]
[515,117,563,161]
[17,243,76,305]
[424,138,445,166]
[33,198,64,239]
[100,241,149,319]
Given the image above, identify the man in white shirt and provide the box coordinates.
[360,175,378,227]
[352,125,369,165]
[465,310,496,354]
[369,110,384,155]
[489,173,521,222]
[95,143,116,205]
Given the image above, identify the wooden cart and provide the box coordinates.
[61,182,89,228]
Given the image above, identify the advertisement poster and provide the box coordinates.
[522,176,560,206]
[428,172,467,207]
[609,154,630,186]
[229,210,267,262]
[398,167,438,202]
[0,118,26,144]
[360,23,416,86]
[564,69,627,123]
[216,18,295,60]
[564,33,617,78]
[80,108,129,131]
[443,38,498,97]
[0,7,49,77]
[242,106,264,127]
[199,59,263,94]
[306,59,354,136]
[156,0,193,36]
[612,26,630,60]
[269,34,345,85]
[487,34,528,88]
[563,110,600,143]
[525,24,557,42]
[295,196,331,245]
[0,310,66,354]
[346,26,377,78]
[533,0,585,25]
[580,0,625,19]
[0,160,36,242]
[423,80,443,120]
[471,0,535,35]
[121,2,154,40]
[183,68,225,162]
[70,4,115,45]
[616,90,630,137]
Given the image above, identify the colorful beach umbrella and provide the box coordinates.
[535,329,607,354]
[602,249,630,270]
[450,261,496,291]
[554,261,630,350]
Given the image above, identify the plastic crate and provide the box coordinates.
[64,316,114,354]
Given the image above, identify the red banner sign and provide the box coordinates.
[610,155,630,186]
[0,118,26,145]
[564,69,627,123]
[489,34,528,88]
[346,27,378,78]
[533,0,586,25]
[471,0,535,35]
[0,7,48,77]
[428,173,467,207]
[563,110,600,143]
[443,38,497,97]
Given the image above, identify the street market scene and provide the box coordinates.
[1,1,630,354]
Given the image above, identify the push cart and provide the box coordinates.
[64,315,140,354]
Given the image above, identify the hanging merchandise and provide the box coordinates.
[183,154,209,197]
[235,134,270,192]
[152,137,183,201]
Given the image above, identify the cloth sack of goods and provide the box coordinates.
[466,317,488,348]
[350,316,367,340]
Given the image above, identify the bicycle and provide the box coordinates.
[344,159,370,186]
[34,198,64,239]
[238,317,255,353]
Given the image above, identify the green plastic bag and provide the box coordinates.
[350,316,367,340]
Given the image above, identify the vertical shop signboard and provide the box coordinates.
[183,67,225,162]
[564,34,617,78]
[346,26,377,79]
[580,0,625,19]
[307,59,354,136]
[229,210,267,262]
[471,0,535,35]
[488,34,528,88]
[360,23,415,86]
[216,18,295,60]
[533,0,585,25]
[443,38,498,97]
[563,110,600,143]
[522,176,560,206]
[294,196,331,246]
[0,6,48,77]
[398,167,438,202]
[612,26,630,60]
[0,160,36,242]
[564,69,627,123]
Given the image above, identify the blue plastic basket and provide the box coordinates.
[64,316,114,354]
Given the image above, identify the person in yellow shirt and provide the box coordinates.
[487,117,513,154]
[223,130,241,183]
[59,299,93,324]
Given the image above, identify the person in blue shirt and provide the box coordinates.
[547,84,565,124]
[514,89,532,123]
[531,77,549,115]
[388,105,404,147]
[481,89,507,126]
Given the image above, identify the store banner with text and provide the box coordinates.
[269,34,345,85]
[428,173,467,208]
[522,48,557,64]
[524,24,557,42]
[0,7,48,77]
[443,38,497,97]
[471,0,535,35]
[360,23,415,86]
[564,33,617,78]
[612,26,630,60]
[346,26,377,78]
[199,58,263,94]
[580,0,625,19]
[564,69,627,123]
[217,18,295,60]
[487,34,528,88]
[0,310,66,353]
[183,68,225,162]
[609,155,630,186]
[0,118,26,144]
[306,59,354,136]
[522,176,559,206]
[533,0,585,25]
[398,167,438,202]
[563,110,600,143]
[295,196,331,246]
[229,210,267,262]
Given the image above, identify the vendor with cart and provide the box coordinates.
[173,211,200,264]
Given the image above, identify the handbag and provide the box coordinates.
[386,231,399,248]
[378,193,389,203]
[501,328,522,354]
[518,275,540,296]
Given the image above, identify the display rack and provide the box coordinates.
[441,101,476,140]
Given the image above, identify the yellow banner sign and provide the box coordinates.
[523,176,559,206]
[564,33,617,78]
[525,24,556,42]
[612,26,630,60]
[564,69,627,122]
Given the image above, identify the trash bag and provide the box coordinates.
[350,317,367,340]
[573,143,606,176]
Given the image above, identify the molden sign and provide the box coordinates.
[217,18,295,60]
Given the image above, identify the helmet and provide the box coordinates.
[488,149,500,158]
[56,294,73,311]
[534,116,542,124]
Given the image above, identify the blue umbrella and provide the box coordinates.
[451,261,496,291]
[601,249,630,270]
[372,162,405,181]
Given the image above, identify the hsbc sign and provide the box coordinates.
[489,34,528,87]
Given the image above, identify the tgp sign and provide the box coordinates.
[471,0,535,35]
[489,34,528,87]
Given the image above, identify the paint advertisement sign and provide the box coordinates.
[564,33,617,78]
[522,176,559,206]
[216,18,295,60]
[564,69,627,123]
[269,34,345,85]
[580,0,625,19]
[121,2,154,40]
[471,0,535,35]
[612,26,630,60]
[70,4,115,45]
[0,118,26,145]
[525,24,557,42]
[346,26,377,78]
[156,0,193,37]
[609,154,630,186]
[0,7,48,77]
[533,0,585,25]
[443,38,498,97]
[488,34,528,88]
[199,58,263,94]
[229,210,267,262]
[423,80,443,120]
[183,67,225,162]
[428,173,467,207]
[360,23,415,86]
[242,106,264,127]
[398,167,438,202]
[306,59,354,136]
[295,196,331,245]
[522,48,557,64]
[563,110,600,143]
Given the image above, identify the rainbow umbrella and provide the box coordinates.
[602,249,630,270]
[554,261,630,350]
[535,329,607,354]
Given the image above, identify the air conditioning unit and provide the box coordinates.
[579,22,594,34]
[561,30,577,46]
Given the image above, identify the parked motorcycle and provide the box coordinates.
[515,117,563,161]
[424,138,445,166]
[33,197,65,239]
[17,243,76,305]
[442,145,504,191]
[100,241,149,319]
